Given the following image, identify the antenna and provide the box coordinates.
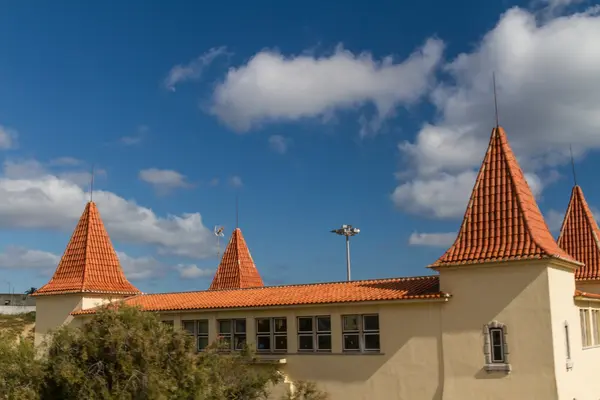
[89,164,95,202]
[214,226,225,260]
[235,195,239,228]
[493,72,499,128]
[569,145,578,187]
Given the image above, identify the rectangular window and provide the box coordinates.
[255,317,287,352]
[580,309,593,348]
[592,310,600,346]
[489,328,505,363]
[342,314,380,352]
[181,319,209,351]
[218,319,246,350]
[297,316,331,352]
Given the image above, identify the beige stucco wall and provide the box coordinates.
[158,300,446,400]
[437,261,561,400]
[576,281,600,294]
[34,294,123,347]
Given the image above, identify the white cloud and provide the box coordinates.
[116,252,164,280]
[0,160,215,259]
[408,232,456,247]
[164,47,229,91]
[0,125,17,149]
[139,168,191,193]
[175,264,214,279]
[393,6,600,218]
[120,125,148,146]
[0,246,60,269]
[228,175,243,188]
[268,135,290,154]
[210,39,444,136]
[3,159,106,188]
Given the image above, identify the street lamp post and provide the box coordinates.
[330,224,360,281]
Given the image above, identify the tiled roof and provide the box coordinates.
[557,186,600,281]
[33,202,141,296]
[431,127,578,268]
[209,228,264,290]
[72,275,447,315]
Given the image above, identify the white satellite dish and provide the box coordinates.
[214,226,225,260]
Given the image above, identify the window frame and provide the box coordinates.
[341,314,380,353]
[297,315,332,353]
[181,319,209,352]
[482,320,511,373]
[217,318,247,351]
[255,317,288,353]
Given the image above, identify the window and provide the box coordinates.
[218,319,246,350]
[342,314,380,352]
[580,309,592,348]
[162,320,174,328]
[297,316,331,352]
[182,319,209,351]
[592,310,600,345]
[483,321,510,373]
[255,317,287,352]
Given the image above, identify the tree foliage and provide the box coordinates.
[0,305,328,400]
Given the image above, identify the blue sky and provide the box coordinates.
[0,0,599,294]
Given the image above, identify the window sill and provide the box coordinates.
[254,351,384,356]
[484,363,511,373]
[582,344,600,350]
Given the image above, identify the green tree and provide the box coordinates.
[0,333,44,400]
[41,305,282,400]
[24,288,38,296]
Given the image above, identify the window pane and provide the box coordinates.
[317,334,332,351]
[364,334,380,351]
[490,329,504,363]
[593,311,600,345]
[256,318,271,334]
[235,319,246,333]
[585,310,592,347]
[363,315,379,331]
[198,320,209,335]
[298,317,313,332]
[344,334,360,350]
[219,320,231,334]
[316,316,331,332]
[182,321,195,335]
[298,335,314,351]
[274,318,287,333]
[256,335,271,351]
[343,315,359,332]
[234,334,246,350]
[198,336,209,351]
[274,335,287,351]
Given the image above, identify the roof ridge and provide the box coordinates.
[80,202,92,289]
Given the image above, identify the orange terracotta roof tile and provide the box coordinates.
[209,228,264,290]
[557,186,600,281]
[34,202,141,296]
[431,127,578,268]
[72,275,447,315]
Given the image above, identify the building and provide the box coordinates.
[32,126,600,399]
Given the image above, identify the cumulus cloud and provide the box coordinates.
[116,252,165,280]
[164,47,229,91]
[210,39,444,136]
[0,246,60,270]
[268,135,291,154]
[175,264,214,279]
[0,160,215,258]
[393,6,600,219]
[49,157,82,166]
[139,168,192,194]
[408,232,456,247]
